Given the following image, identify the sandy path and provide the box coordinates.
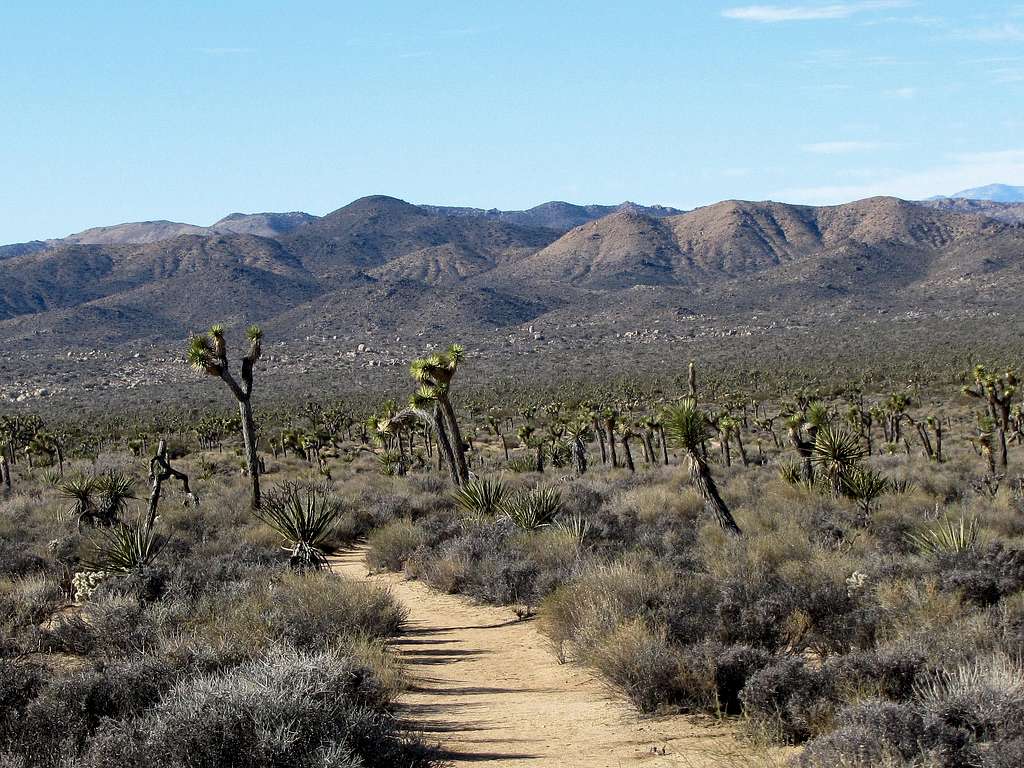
[330,547,774,768]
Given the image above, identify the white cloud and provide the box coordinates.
[802,140,886,154]
[773,149,1024,204]
[722,1,912,23]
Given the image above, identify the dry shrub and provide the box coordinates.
[586,619,682,712]
[366,520,426,572]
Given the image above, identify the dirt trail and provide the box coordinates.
[330,547,773,767]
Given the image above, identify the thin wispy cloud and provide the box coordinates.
[722,1,912,23]
[802,140,886,154]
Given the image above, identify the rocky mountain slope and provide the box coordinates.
[1,193,1022,369]
[916,197,1024,225]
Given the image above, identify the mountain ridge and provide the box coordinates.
[2,193,1023,355]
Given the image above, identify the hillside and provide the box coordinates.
[916,197,1024,225]
[2,193,1024,404]
[503,197,1014,293]
[419,200,684,233]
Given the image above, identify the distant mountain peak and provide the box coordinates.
[935,184,1024,203]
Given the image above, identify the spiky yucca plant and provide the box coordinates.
[377,450,403,477]
[553,512,591,547]
[843,465,890,520]
[254,482,343,570]
[97,472,136,518]
[501,487,563,530]
[812,424,867,497]
[57,474,99,525]
[507,456,538,473]
[58,472,136,528]
[452,476,510,519]
[83,514,166,573]
[907,515,979,555]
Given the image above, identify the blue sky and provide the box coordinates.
[2,1,1023,243]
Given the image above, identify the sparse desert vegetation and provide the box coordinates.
[3,334,1024,766]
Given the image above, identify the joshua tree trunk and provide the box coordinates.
[687,451,741,535]
[606,420,619,468]
[688,361,697,398]
[433,406,461,486]
[789,429,814,483]
[621,436,635,473]
[239,399,261,509]
[147,439,196,530]
[595,422,607,464]
[642,431,656,465]
[437,393,469,484]
[659,426,669,465]
[573,439,588,474]
[734,428,749,467]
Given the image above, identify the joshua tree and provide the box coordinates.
[411,387,460,485]
[147,439,197,529]
[187,324,264,509]
[487,414,510,461]
[688,360,697,398]
[663,397,742,535]
[785,401,829,481]
[880,392,910,448]
[846,399,874,455]
[618,423,638,473]
[786,416,814,482]
[566,420,592,474]
[603,408,620,468]
[963,366,1017,468]
[716,415,741,468]
[411,344,469,485]
[911,414,944,463]
[589,408,608,464]
[812,423,867,497]
[973,414,999,478]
